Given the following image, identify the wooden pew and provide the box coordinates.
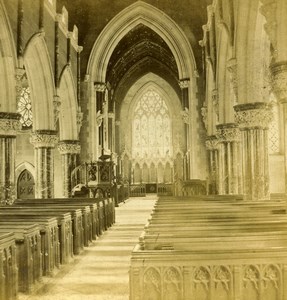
[0,232,17,300]
[0,224,41,293]
[15,198,106,239]
[0,209,73,265]
[0,217,59,276]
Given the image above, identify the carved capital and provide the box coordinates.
[0,113,21,135]
[30,130,58,148]
[181,107,190,124]
[216,123,240,142]
[205,135,219,150]
[234,102,272,129]
[58,140,81,154]
[94,82,106,92]
[179,79,190,89]
[270,61,287,102]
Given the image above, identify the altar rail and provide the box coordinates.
[129,184,146,197]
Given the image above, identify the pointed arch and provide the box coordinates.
[86,1,197,81]
[58,65,78,140]
[0,0,17,112]
[23,32,55,130]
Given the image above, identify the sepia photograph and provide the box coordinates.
[0,0,286,299]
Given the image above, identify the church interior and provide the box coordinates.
[1,0,287,299]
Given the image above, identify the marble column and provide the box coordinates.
[30,130,58,198]
[58,140,81,198]
[206,135,219,194]
[216,123,242,195]
[0,113,21,204]
[270,61,287,195]
[234,103,272,201]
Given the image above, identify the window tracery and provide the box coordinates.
[17,87,33,128]
[132,89,172,159]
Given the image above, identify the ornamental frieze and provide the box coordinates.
[216,124,240,142]
[0,115,21,135]
[58,141,81,154]
[30,130,58,147]
[234,103,272,129]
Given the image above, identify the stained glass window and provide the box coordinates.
[268,97,280,154]
[17,87,33,128]
[132,89,172,159]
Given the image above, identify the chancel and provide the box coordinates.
[0,0,287,299]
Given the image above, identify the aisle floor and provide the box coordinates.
[20,197,156,300]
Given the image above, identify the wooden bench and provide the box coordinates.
[0,216,59,276]
[0,224,41,293]
[0,232,17,300]
[0,209,73,265]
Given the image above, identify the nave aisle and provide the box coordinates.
[20,197,156,300]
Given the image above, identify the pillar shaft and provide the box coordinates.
[58,141,81,198]
[216,123,242,195]
[235,103,272,201]
[206,135,219,194]
[0,113,21,204]
[30,130,58,198]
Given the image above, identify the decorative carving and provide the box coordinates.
[144,268,161,293]
[216,123,240,142]
[178,79,190,89]
[181,107,190,124]
[58,141,81,154]
[205,136,219,150]
[0,115,21,135]
[194,266,210,291]
[214,266,231,291]
[53,95,61,125]
[263,264,280,290]
[94,82,106,92]
[270,61,287,102]
[243,265,260,290]
[30,130,58,148]
[234,103,272,129]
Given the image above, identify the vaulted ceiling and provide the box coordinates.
[57,0,211,102]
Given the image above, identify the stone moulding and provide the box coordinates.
[30,130,58,148]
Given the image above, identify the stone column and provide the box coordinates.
[58,140,81,198]
[94,82,106,159]
[270,62,287,195]
[0,113,21,204]
[30,130,58,198]
[216,123,242,195]
[234,103,272,201]
[206,135,219,195]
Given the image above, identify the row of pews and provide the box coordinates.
[0,197,115,300]
[130,195,287,300]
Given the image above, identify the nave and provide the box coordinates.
[19,197,156,300]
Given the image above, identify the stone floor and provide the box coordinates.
[19,196,156,300]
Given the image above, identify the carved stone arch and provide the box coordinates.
[15,162,35,199]
[58,65,78,139]
[163,266,182,300]
[143,267,161,299]
[0,0,17,112]
[262,264,281,290]
[23,32,55,130]
[87,1,197,82]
